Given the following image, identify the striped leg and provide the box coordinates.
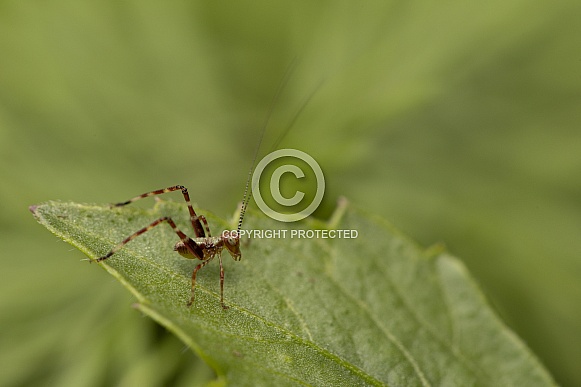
[195,215,212,237]
[185,254,227,309]
[186,258,213,308]
[97,217,203,262]
[113,185,206,238]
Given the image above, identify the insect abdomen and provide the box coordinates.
[174,239,204,260]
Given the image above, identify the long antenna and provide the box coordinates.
[237,59,298,232]
[270,79,324,152]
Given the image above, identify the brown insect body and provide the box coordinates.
[174,232,242,262]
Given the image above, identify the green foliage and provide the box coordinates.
[30,200,555,386]
[2,1,581,386]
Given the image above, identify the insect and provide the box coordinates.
[96,65,319,310]
[97,182,250,310]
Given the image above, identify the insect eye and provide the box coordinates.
[227,237,236,245]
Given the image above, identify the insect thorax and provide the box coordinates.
[174,236,223,260]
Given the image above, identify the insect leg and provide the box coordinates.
[97,217,203,261]
[218,253,227,309]
[195,215,211,237]
[186,258,213,307]
[113,185,206,238]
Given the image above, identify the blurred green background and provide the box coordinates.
[1,1,580,386]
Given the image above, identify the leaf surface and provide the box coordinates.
[30,200,555,386]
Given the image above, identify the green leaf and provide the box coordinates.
[30,200,555,386]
